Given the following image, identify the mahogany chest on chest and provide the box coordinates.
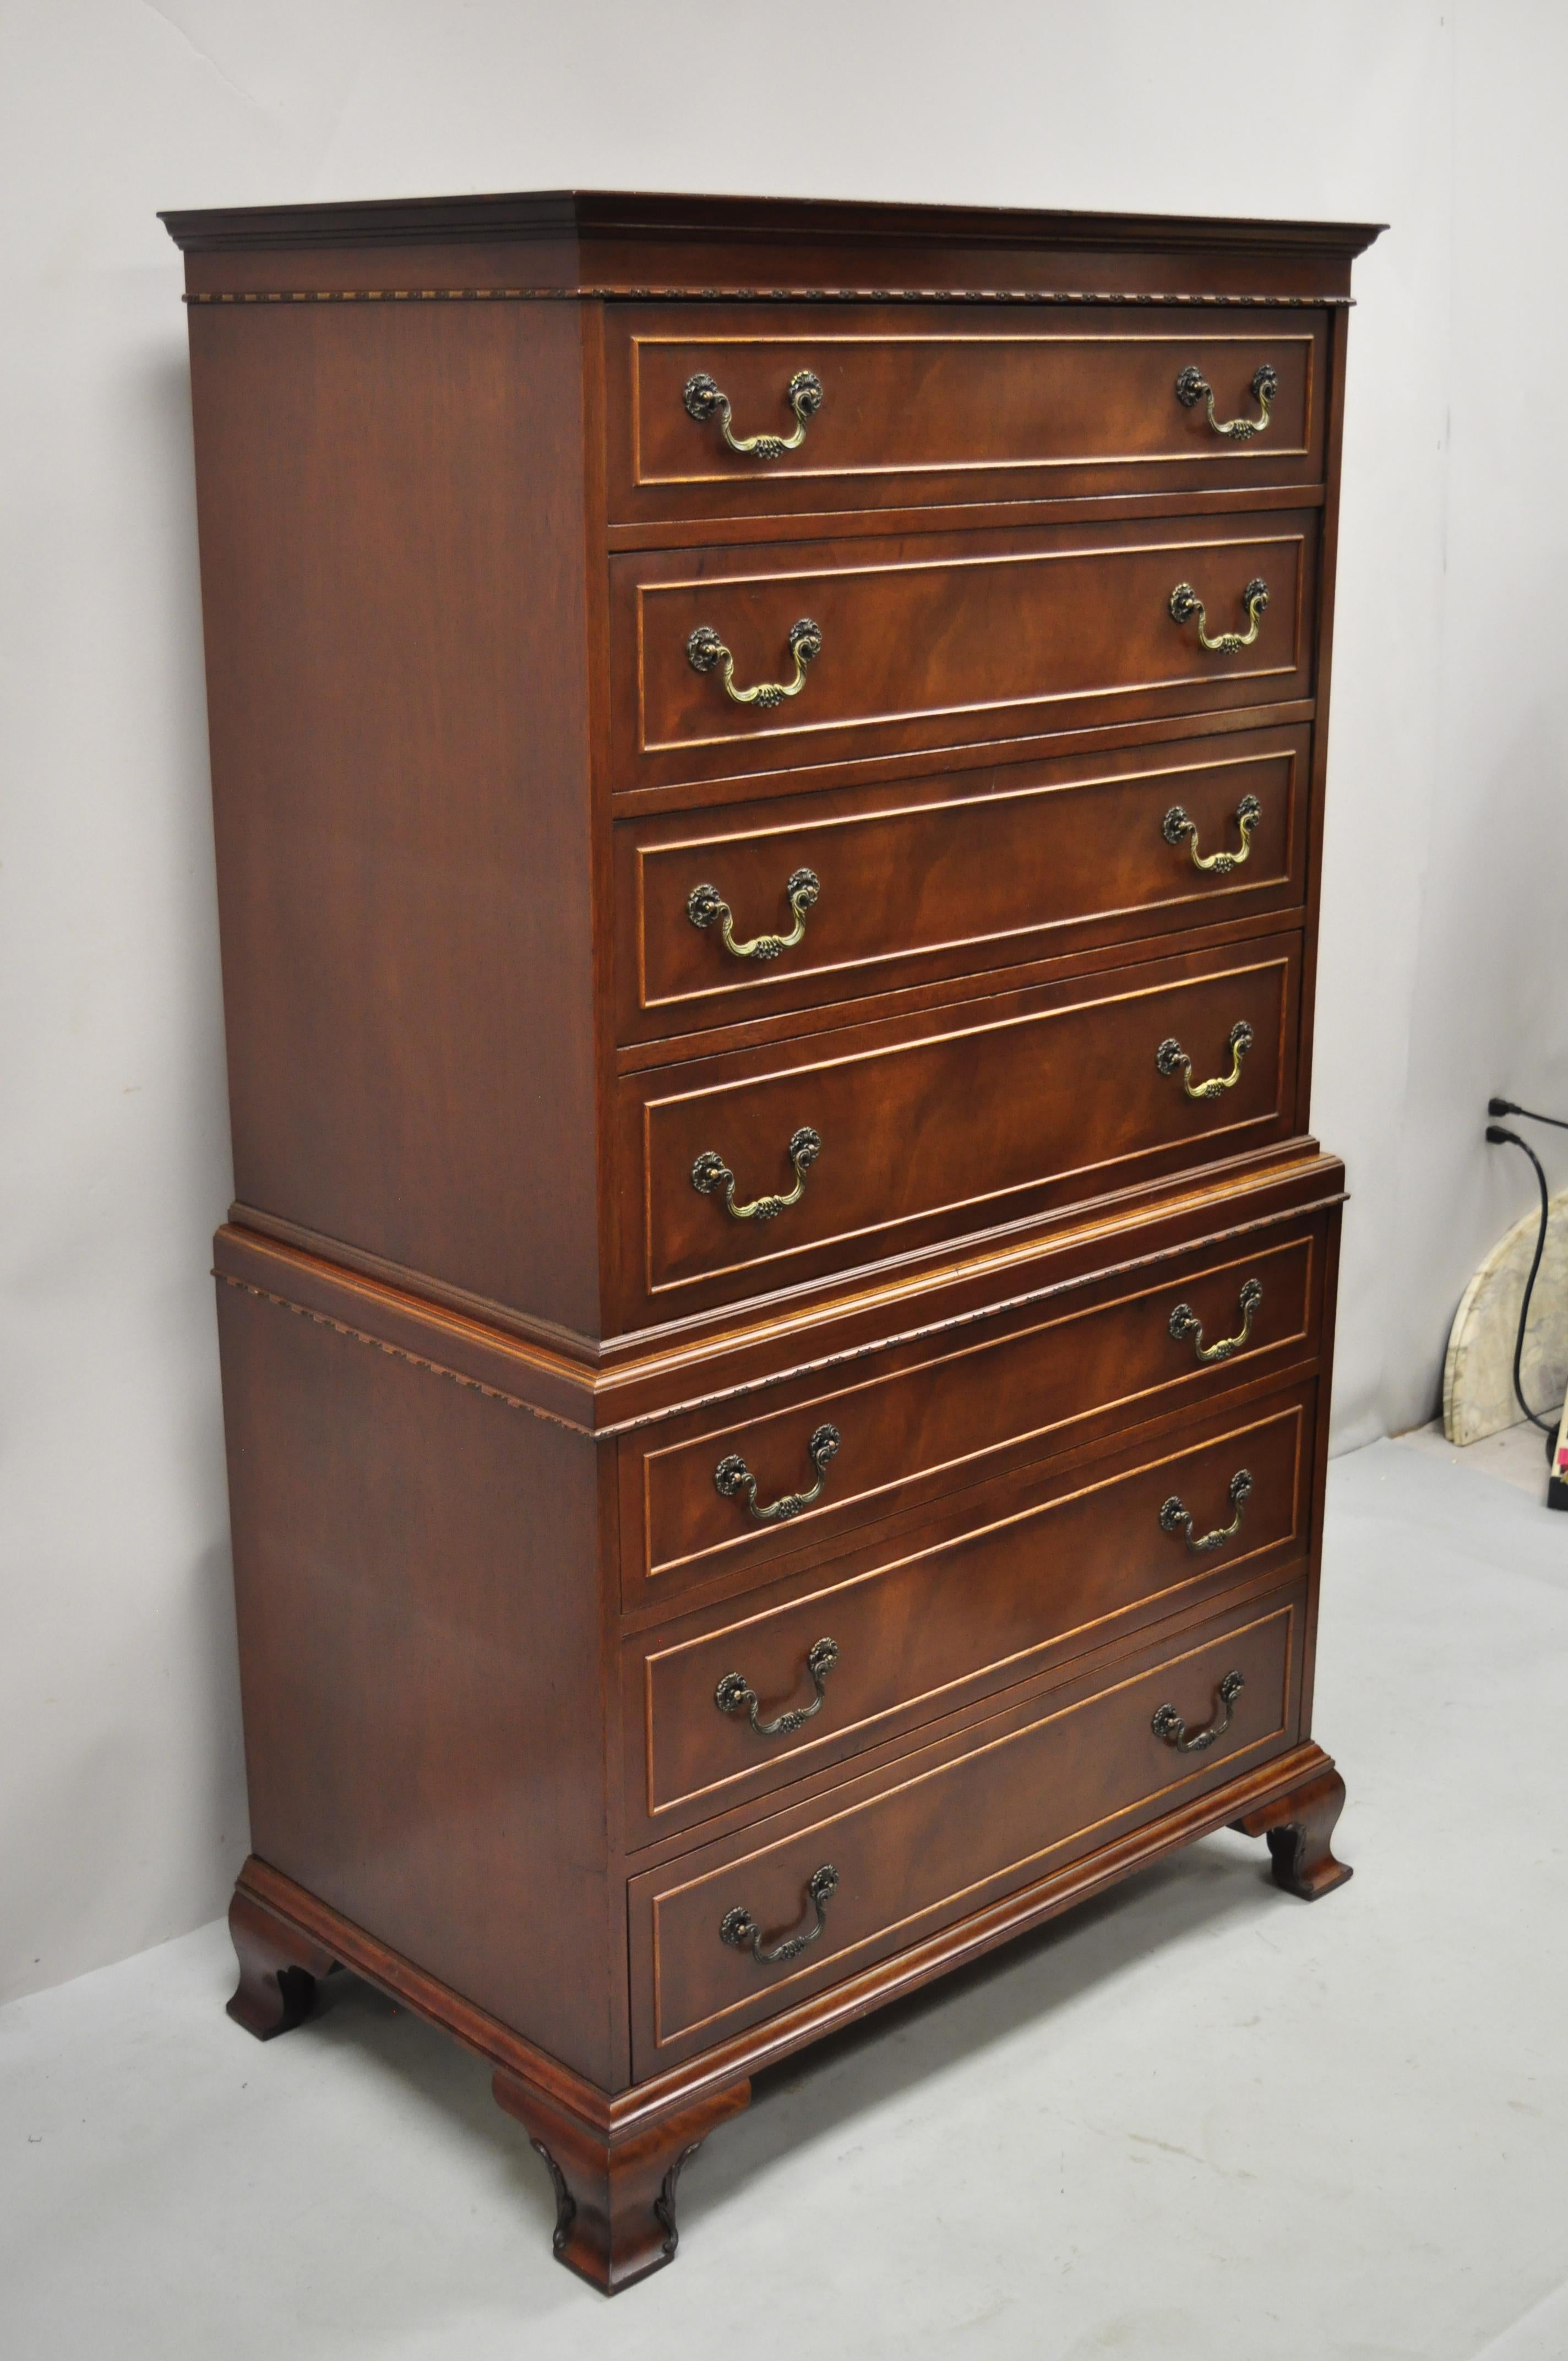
[162,189,1378,2292]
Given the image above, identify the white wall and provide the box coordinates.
[3,0,1564,2005]
[1375,13,1568,1438]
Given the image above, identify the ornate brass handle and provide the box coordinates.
[715,1637,840,1737]
[690,1125,821,1222]
[687,868,820,962]
[1169,576,1268,653]
[721,1864,839,1966]
[1175,361,1277,441]
[688,618,822,712]
[1156,1019,1253,1101]
[715,1424,840,1523]
[1151,1669,1245,1753]
[1158,1469,1253,1555]
[684,367,824,458]
[1169,1277,1264,1364]
[1162,793,1262,875]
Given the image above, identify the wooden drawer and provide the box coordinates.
[623,1221,1322,1614]
[609,512,1317,795]
[615,725,1309,1047]
[626,1387,1313,1842]
[629,1586,1303,2069]
[605,304,1327,527]
[617,933,1302,1324]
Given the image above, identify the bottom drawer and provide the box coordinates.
[630,1586,1302,2072]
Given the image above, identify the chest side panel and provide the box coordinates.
[189,298,603,1335]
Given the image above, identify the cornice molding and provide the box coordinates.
[160,188,1387,261]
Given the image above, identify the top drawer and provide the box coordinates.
[604,304,1329,527]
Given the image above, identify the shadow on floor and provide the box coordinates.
[725,1839,1277,2177]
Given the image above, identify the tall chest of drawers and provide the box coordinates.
[163,190,1380,2293]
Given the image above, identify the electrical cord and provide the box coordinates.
[1484,1098,1565,1463]
[1488,1095,1568,1134]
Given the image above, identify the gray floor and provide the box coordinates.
[1395,1410,1559,1500]
[3,1437,1565,2361]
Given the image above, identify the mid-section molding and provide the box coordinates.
[215,1264,590,1435]
[215,1149,1345,1437]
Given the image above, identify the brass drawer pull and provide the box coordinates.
[1169,576,1268,652]
[1151,1669,1245,1753]
[721,1864,839,1967]
[1156,1019,1253,1101]
[1159,1468,1253,1554]
[715,1637,840,1737]
[1169,1277,1264,1364]
[687,618,822,710]
[1174,361,1277,441]
[715,1424,840,1523]
[684,366,824,458]
[690,1125,820,1222]
[687,867,820,962]
[1162,792,1262,874]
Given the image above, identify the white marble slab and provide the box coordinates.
[1443,1188,1568,1444]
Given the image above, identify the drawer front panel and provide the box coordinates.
[607,307,1327,523]
[626,935,1300,1319]
[633,1391,1310,1834]
[630,1590,1302,2067]
[630,1226,1319,1607]
[618,727,1308,1045]
[611,514,1318,792]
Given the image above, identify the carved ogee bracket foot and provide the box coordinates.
[227,1887,336,2039]
[493,2071,752,2293]
[1231,1762,1353,1900]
